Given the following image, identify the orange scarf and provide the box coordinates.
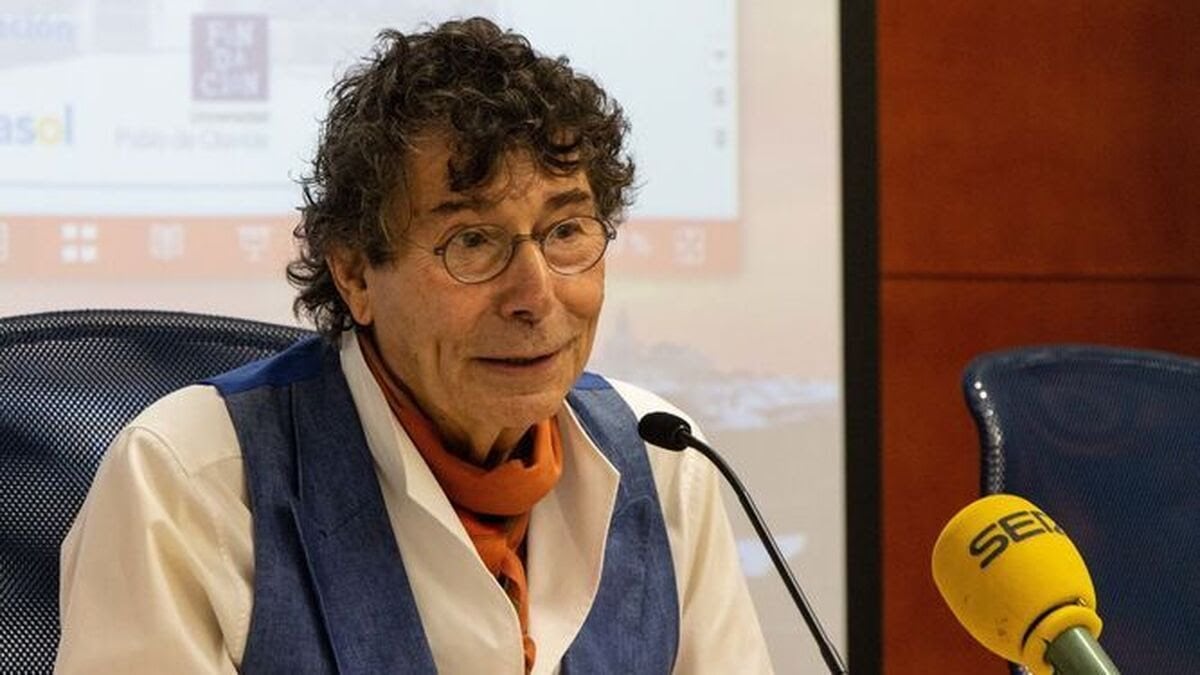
[358,333,562,673]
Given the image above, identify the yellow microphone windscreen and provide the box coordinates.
[931,494,1103,673]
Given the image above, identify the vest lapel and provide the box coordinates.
[287,353,436,674]
[561,375,680,674]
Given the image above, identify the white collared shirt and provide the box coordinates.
[56,335,772,674]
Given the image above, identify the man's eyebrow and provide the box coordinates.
[428,197,488,217]
[427,188,593,218]
[543,188,594,213]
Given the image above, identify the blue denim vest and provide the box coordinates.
[205,337,679,674]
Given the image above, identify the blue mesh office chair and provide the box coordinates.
[0,309,312,674]
[962,344,1200,674]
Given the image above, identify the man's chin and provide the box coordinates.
[482,388,570,428]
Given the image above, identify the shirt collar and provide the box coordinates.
[337,330,620,546]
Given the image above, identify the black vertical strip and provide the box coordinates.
[841,0,881,672]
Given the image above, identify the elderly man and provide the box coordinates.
[56,18,771,674]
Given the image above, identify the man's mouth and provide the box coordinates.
[480,351,557,366]
[477,340,572,367]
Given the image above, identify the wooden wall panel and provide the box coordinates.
[879,2,1200,278]
[877,2,1200,673]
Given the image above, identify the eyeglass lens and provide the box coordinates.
[440,217,611,283]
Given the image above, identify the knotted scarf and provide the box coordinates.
[358,332,562,673]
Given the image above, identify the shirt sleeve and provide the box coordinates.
[665,447,776,674]
[607,378,775,673]
[55,423,244,675]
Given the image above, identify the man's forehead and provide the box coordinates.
[427,186,593,218]
[402,136,592,216]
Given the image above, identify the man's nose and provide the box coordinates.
[496,238,554,321]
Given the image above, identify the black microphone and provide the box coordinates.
[637,411,847,675]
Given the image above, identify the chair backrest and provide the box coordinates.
[0,309,313,674]
[962,344,1200,674]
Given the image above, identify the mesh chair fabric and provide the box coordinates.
[0,309,312,674]
[963,345,1200,674]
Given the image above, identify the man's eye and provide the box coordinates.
[550,219,585,240]
[452,228,496,249]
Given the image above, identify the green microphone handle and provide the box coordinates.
[1043,626,1120,674]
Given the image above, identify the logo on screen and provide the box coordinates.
[672,225,708,266]
[192,15,269,101]
[237,224,269,262]
[0,13,77,68]
[0,105,74,146]
[148,223,186,261]
[60,222,98,264]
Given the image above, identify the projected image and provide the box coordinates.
[0,0,736,279]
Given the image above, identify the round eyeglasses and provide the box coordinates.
[424,216,616,284]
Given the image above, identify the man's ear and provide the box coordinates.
[327,246,374,326]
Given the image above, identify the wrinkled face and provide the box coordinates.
[330,136,605,461]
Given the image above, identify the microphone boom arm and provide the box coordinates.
[678,429,848,675]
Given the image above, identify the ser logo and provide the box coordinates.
[968,509,1065,569]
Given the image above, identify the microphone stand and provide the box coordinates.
[678,428,848,675]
